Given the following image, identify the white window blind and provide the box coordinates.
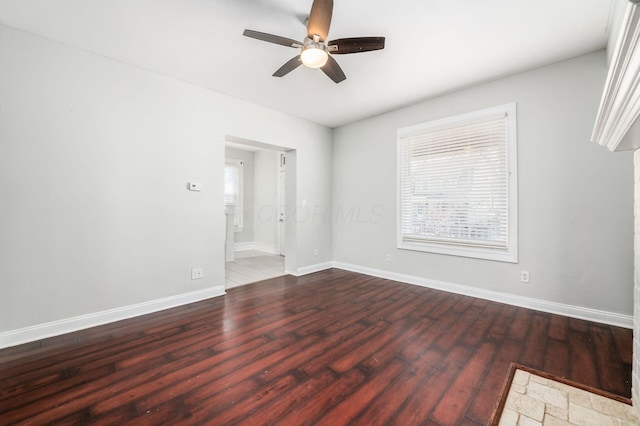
[224,160,243,229]
[397,104,517,262]
[224,164,240,205]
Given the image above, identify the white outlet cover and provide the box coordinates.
[191,267,204,279]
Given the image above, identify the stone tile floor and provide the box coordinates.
[499,369,638,425]
[225,249,285,288]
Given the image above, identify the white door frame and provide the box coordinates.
[277,152,286,256]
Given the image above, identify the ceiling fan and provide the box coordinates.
[243,0,385,84]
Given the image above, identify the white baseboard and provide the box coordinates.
[332,262,633,329]
[291,262,334,277]
[0,286,226,350]
[3,261,631,350]
[254,242,279,255]
[234,242,279,255]
[234,242,255,251]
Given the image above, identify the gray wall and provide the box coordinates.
[253,150,279,250]
[0,24,333,333]
[224,147,254,244]
[332,50,634,315]
[1,20,633,340]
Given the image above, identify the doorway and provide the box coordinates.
[224,137,293,289]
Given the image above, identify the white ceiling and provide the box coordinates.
[0,0,614,128]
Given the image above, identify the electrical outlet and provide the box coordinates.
[191,267,204,280]
[313,248,319,257]
[520,271,530,283]
[386,254,392,262]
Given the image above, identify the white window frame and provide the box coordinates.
[397,103,518,263]
[224,159,244,230]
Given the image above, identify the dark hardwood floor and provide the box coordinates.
[0,269,632,425]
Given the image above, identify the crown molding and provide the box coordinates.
[593,0,640,152]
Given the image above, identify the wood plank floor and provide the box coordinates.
[0,269,632,425]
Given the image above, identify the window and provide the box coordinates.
[397,103,518,262]
[224,159,243,229]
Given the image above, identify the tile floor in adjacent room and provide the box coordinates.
[499,369,638,426]
[225,250,285,288]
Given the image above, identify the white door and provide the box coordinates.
[278,153,286,256]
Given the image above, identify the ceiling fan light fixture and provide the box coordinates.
[301,45,328,68]
[243,0,385,83]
